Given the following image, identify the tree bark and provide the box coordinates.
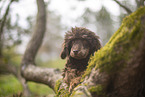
[22,65,62,89]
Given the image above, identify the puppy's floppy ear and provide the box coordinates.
[94,36,101,51]
[60,47,68,59]
[91,36,101,54]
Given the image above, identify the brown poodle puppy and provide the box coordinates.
[60,27,101,92]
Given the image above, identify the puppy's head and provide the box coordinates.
[60,27,101,59]
[70,39,90,59]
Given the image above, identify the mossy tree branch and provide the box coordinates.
[56,7,145,97]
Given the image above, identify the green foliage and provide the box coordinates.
[0,75,55,97]
[3,47,21,66]
[0,75,22,97]
[28,82,54,96]
[37,58,65,69]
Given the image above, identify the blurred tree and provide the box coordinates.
[78,6,114,45]
[0,0,14,57]
[95,6,114,45]
[0,0,34,96]
[0,0,33,56]
[38,10,64,61]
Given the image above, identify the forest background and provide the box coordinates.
[0,0,142,96]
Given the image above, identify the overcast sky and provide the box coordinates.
[3,0,120,28]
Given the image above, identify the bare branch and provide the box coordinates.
[113,0,132,14]
[21,65,62,90]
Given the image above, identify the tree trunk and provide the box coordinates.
[21,0,46,65]
[21,0,48,96]
[55,7,145,97]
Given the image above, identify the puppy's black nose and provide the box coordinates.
[73,50,79,55]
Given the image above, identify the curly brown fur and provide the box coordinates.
[60,27,101,92]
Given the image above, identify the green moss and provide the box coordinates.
[0,75,22,96]
[56,88,70,97]
[81,6,145,81]
[28,82,54,95]
[54,79,70,97]
[70,91,84,97]
[54,79,62,94]
[81,55,99,82]
[0,75,55,97]
[96,7,145,73]
[71,83,92,97]
[88,85,104,95]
